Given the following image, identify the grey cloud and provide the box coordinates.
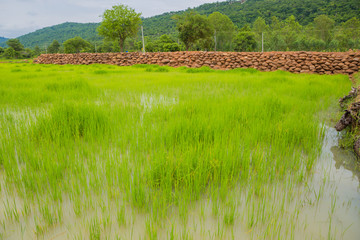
[27,11,38,16]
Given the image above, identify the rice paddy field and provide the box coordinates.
[0,63,359,239]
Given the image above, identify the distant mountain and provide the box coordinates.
[0,37,8,45]
[0,22,102,49]
[1,0,359,49]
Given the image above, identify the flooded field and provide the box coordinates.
[0,63,358,239]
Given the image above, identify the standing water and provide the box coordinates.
[294,127,360,239]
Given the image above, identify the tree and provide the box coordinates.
[208,12,237,51]
[252,17,269,51]
[98,4,142,52]
[0,47,4,55]
[173,11,214,51]
[253,17,269,36]
[158,35,180,52]
[23,48,33,58]
[233,26,257,52]
[6,39,24,58]
[47,40,60,53]
[342,17,360,40]
[6,39,24,52]
[63,36,91,53]
[33,46,42,56]
[314,15,335,43]
[4,47,16,59]
[281,15,302,49]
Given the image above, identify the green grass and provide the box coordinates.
[0,63,351,239]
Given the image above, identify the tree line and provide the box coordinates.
[1,4,359,59]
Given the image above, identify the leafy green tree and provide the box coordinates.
[63,36,91,53]
[173,11,213,51]
[0,47,4,55]
[47,40,60,53]
[98,41,114,53]
[208,12,237,51]
[98,4,142,52]
[281,15,302,49]
[233,26,257,52]
[158,35,180,52]
[342,17,360,40]
[6,39,24,58]
[4,47,16,59]
[23,48,33,58]
[6,39,24,52]
[270,16,282,31]
[145,41,158,52]
[252,17,269,51]
[33,46,42,56]
[314,15,335,43]
[162,43,180,52]
[253,17,269,36]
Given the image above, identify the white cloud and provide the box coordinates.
[0,0,217,38]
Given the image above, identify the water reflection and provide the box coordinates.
[331,146,360,186]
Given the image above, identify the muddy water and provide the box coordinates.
[1,127,359,239]
[295,127,360,239]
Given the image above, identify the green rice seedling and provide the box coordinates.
[223,197,237,226]
[145,65,170,72]
[117,204,126,226]
[168,224,176,240]
[183,66,214,73]
[94,70,108,74]
[89,218,101,240]
[0,62,354,239]
[21,201,31,217]
[145,217,158,240]
[33,103,111,143]
[40,204,58,227]
[3,199,18,222]
[102,214,111,232]
[34,219,47,237]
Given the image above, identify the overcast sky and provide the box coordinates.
[0,0,217,38]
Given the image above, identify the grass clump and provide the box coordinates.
[45,79,91,92]
[33,103,110,142]
[145,65,170,72]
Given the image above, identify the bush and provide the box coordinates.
[4,47,16,59]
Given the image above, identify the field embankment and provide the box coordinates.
[34,51,360,75]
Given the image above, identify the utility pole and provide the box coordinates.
[141,26,145,54]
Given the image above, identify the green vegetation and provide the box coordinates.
[0,62,351,239]
[208,11,237,51]
[0,22,101,49]
[98,4,142,52]
[145,34,181,52]
[47,40,60,54]
[63,36,91,53]
[233,25,257,51]
[1,0,359,52]
[174,11,214,50]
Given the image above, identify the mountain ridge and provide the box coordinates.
[0,37,8,45]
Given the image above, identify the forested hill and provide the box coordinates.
[0,37,8,44]
[6,22,102,49]
[143,0,360,36]
[2,0,359,48]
